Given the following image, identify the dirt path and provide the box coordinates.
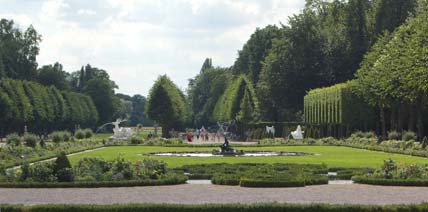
[1,183,428,205]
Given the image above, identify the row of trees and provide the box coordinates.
[0,78,98,135]
[184,0,417,129]
[354,1,428,139]
[0,19,150,133]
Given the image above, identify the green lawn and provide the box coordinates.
[68,145,428,168]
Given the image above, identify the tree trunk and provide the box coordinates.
[416,100,424,140]
[162,127,170,138]
[408,103,415,132]
[397,103,403,132]
[380,108,387,140]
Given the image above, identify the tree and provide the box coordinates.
[233,25,282,84]
[187,62,232,127]
[83,79,115,125]
[0,19,41,80]
[129,94,152,126]
[146,75,188,137]
[213,75,259,124]
[37,62,70,90]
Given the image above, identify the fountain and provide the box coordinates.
[96,118,133,141]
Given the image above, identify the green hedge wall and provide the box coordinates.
[304,81,375,137]
[3,203,428,212]
[0,175,187,188]
[352,176,428,186]
[0,78,98,134]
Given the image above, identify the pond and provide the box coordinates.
[144,151,312,157]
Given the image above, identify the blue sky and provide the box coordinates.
[0,0,305,96]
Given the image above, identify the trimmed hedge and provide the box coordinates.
[239,178,305,187]
[0,175,187,188]
[4,203,428,212]
[352,175,428,186]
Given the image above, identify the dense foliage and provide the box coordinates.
[213,75,259,124]
[146,75,188,137]
[355,1,428,139]
[0,78,98,135]
[1,155,184,187]
[304,81,375,137]
[175,163,328,187]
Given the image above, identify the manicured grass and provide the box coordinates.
[68,145,428,168]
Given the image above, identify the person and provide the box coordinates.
[186,131,193,142]
[196,129,200,140]
[147,131,153,139]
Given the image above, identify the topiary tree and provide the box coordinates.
[146,75,188,138]
[53,151,71,175]
[213,75,259,124]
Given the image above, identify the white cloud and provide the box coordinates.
[0,0,305,96]
[77,9,97,16]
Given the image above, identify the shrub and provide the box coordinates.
[83,128,93,138]
[62,131,71,141]
[131,136,143,144]
[53,152,71,176]
[6,133,21,146]
[422,137,428,149]
[30,162,56,182]
[240,178,305,187]
[402,131,416,141]
[74,129,85,139]
[363,131,377,139]
[56,168,74,182]
[387,131,400,140]
[23,133,38,148]
[50,131,64,143]
[351,131,365,138]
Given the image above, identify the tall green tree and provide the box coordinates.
[37,62,70,90]
[0,19,41,80]
[187,62,232,127]
[146,75,188,137]
[233,25,282,84]
[213,75,259,124]
[84,79,115,125]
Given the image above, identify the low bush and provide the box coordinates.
[0,174,187,188]
[387,131,400,140]
[74,129,85,139]
[7,203,428,212]
[179,163,327,187]
[23,133,38,148]
[83,129,93,138]
[50,131,64,143]
[239,178,305,187]
[402,131,417,141]
[352,176,428,186]
[130,136,143,144]
[211,174,240,185]
[6,133,21,146]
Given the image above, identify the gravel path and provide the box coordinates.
[1,184,428,205]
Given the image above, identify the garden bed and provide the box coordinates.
[3,203,428,212]
[352,176,428,186]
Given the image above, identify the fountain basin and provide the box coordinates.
[144,151,312,157]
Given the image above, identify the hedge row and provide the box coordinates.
[303,81,375,130]
[0,175,187,188]
[4,203,428,212]
[0,78,98,133]
[352,176,428,186]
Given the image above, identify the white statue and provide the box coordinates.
[111,118,133,141]
[266,126,275,136]
[291,125,304,140]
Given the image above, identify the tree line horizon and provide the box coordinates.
[1,0,427,139]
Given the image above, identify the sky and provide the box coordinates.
[0,0,305,96]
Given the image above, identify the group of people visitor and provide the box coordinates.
[186,127,222,142]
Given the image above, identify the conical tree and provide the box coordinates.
[146,75,188,138]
